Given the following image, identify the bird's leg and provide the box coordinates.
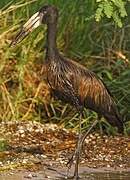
[73,112,82,179]
[67,118,98,179]
[98,114,103,135]
[73,119,98,179]
[99,121,103,135]
[81,119,98,158]
[67,112,82,179]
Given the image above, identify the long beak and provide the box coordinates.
[10,12,42,46]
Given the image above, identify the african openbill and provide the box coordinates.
[11,5,124,180]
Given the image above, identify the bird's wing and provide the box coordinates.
[63,57,114,112]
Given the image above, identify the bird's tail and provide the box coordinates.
[84,85,124,133]
[82,73,124,133]
[103,106,124,133]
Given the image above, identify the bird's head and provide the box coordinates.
[10,5,58,46]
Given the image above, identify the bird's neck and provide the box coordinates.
[46,22,58,59]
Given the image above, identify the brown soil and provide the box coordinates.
[0,121,130,179]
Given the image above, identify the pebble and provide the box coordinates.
[41,154,47,158]
[0,121,129,172]
[18,129,25,134]
[24,173,33,179]
[46,175,51,179]
[22,159,28,164]
[85,139,90,144]
[107,164,111,168]
[21,134,25,137]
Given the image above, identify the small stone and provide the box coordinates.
[18,129,24,134]
[81,160,85,164]
[46,175,51,179]
[25,173,33,178]
[92,141,96,145]
[22,159,27,164]
[32,174,37,177]
[21,134,25,137]
[90,134,94,139]
[60,160,64,164]
[41,154,47,158]
[85,139,89,144]
[105,139,108,143]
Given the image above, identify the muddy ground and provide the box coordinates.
[1,166,130,180]
[0,121,130,179]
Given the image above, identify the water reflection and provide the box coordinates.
[82,172,130,180]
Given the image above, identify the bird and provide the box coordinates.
[10,5,124,179]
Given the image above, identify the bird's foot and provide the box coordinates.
[67,147,79,172]
[66,148,81,179]
[67,151,75,168]
[67,137,82,169]
[66,175,80,180]
[66,151,76,178]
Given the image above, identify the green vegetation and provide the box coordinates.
[0,139,8,151]
[0,0,130,134]
[95,0,127,27]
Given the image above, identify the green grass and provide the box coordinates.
[0,0,130,134]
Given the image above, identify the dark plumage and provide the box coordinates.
[11,5,124,179]
[45,54,123,132]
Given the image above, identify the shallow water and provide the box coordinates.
[65,166,130,180]
[1,168,130,180]
[81,172,130,180]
